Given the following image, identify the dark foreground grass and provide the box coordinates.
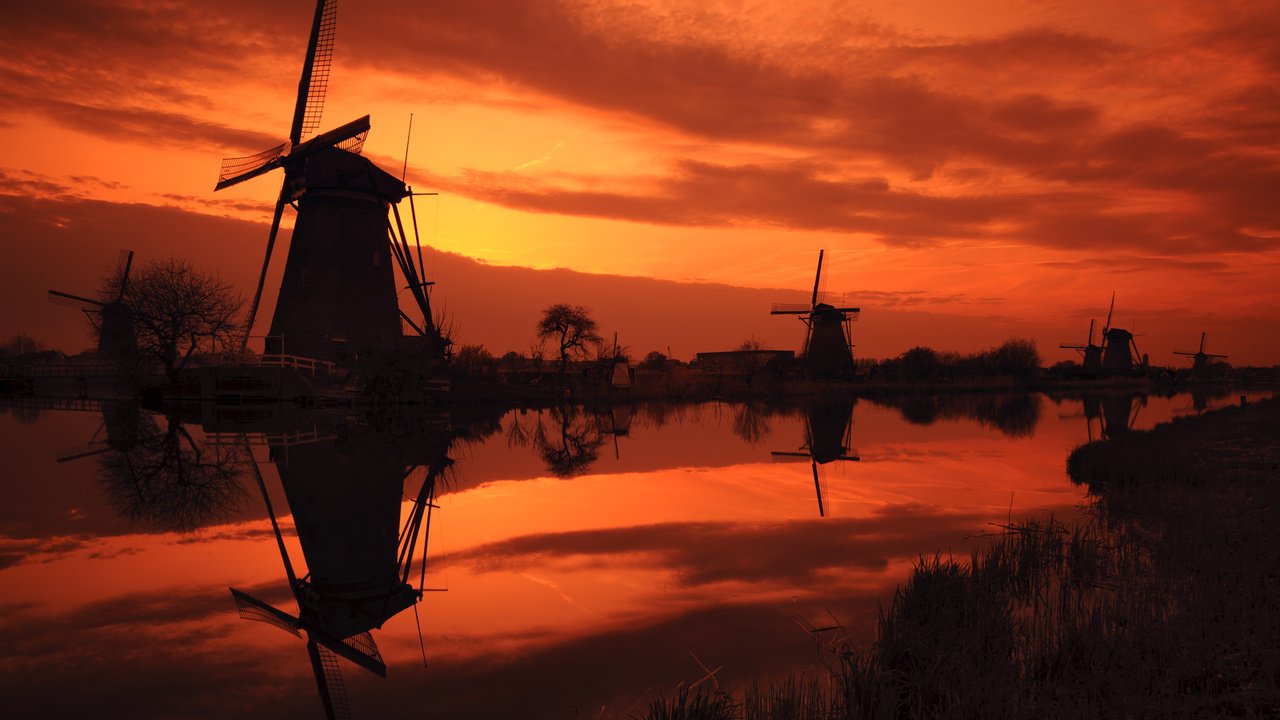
[643,397,1280,719]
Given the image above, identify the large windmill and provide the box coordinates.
[771,398,859,516]
[47,250,137,365]
[771,250,860,377]
[1097,292,1146,374]
[230,434,450,720]
[215,0,439,368]
[1174,332,1228,376]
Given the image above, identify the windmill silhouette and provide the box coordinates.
[771,250,859,377]
[1174,332,1228,376]
[1096,292,1147,373]
[229,430,451,720]
[214,0,439,367]
[771,398,858,516]
[47,250,137,364]
[1059,318,1103,373]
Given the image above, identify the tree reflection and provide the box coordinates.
[96,412,248,532]
[732,402,775,446]
[883,393,1042,438]
[530,405,606,477]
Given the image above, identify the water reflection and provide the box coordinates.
[873,393,1042,438]
[230,410,458,720]
[771,398,859,516]
[1,388,1271,719]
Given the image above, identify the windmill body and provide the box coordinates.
[1101,328,1137,373]
[48,250,138,366]
[265,148,408,365]
[771,250,859,378]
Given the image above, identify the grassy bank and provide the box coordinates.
[643,396,1280,719]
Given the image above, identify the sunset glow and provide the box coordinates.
[1,0,1277,364]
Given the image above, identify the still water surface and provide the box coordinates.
[0,389,1261,719]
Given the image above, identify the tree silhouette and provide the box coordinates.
[536,304,601,376]
[105,259,243,382]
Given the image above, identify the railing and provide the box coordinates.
[238,353,337,377]
[208,429,335,448]
[22,363,121,378]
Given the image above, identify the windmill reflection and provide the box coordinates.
[229,413,454,720]
[55,400,250,532]
[772,398,859,516]
[1080,392,1147,441]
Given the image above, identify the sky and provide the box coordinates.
[1,0,1277,364]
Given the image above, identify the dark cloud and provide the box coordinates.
[438,503,987,587]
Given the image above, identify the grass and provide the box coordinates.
[643,396,1280,719]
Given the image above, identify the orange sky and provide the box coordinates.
[1,0,1278,364]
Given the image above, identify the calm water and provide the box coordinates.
[0,388,1263,719]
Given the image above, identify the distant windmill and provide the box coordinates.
[1097,292,1146,373]
[1059,318,1103,373]
[771,250,860,377]
[1174,332,1228,375]
[47,250,137,364]
[214,0,438,366]
[771,399,859,516]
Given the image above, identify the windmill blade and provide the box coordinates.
[48,289,105,311]
[771,451,811,462]
[289,115,371,160]
[314,627,388,678]
[1087,318,1095,345]
[116,250,135,300]
[1103,291,1115,335]
[291,0,340,145]
[240,192,290,351]
[812,459,825,517]
[1199,331,1207,354]
[230,588,302,637]
[215,141,289,191]
[307,639,353,720]
[55,441,111,463]
[811,249,825,307]
[771,303,813,314]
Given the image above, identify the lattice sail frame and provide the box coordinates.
[217,142,289,187]
[300,0,339,139]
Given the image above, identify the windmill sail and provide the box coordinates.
[230,587,302,637]
[293,0,340,144]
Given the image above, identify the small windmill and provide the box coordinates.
[1059,318,1103,373]
[47,250,137,364]
[215,0,438,365]
[771,399,859,516]
[771,250,859,377]
[1174,332,1228,375]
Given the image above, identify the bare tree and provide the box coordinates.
[536,304,601,376]
[122,259,243,382]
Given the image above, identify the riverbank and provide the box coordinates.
[645,395,1280,718]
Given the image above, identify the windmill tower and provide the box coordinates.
[1174,332,1228,376]
[230,429,451,720]
[771,398,858,516]
[48,250,137,364]
[771,250,860,377]
[214,0,440,369]
[1097,292,1145,373]
[1059,318,1103,373]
